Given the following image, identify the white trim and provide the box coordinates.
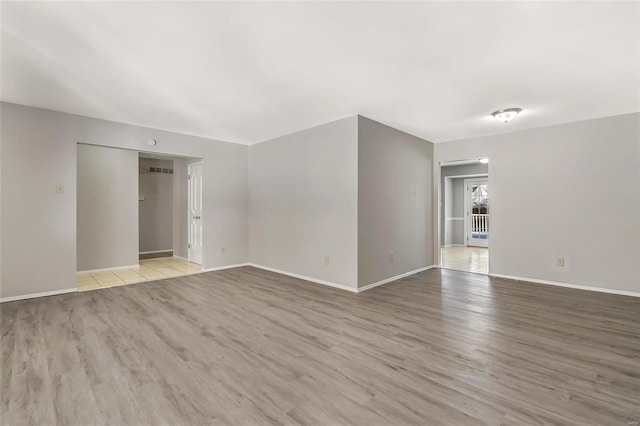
[358,265,438,293]
[442,244,465,248]
[440,159,486,167]
[139,249,173,255]
[247,263,440,294]
[247,263,358,293]
[1,288,77,303]
[443,173,488,179]
[489,273,640,298]
[201,263,250,272]
[172,254,190,262]
[445,217,464,221]
[77,264,139,274]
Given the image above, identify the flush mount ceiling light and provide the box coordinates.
[492,108,522,123]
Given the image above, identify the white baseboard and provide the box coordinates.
[139,249,173,254]
[489,273,640,298]
[172,255,190,262]
[77,264,139,274]
[201,263,250,272]
[442,244,465,248]
[0,288,77,303]
[247,263,358,293]
[358,265,439,293]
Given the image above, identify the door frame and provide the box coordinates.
[463,177,489,248]
[436,158,490,272]
[187,161,204,265]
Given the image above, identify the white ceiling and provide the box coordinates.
[2,2,638,145]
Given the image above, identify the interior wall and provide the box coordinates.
[4,100,636,298]
[0,102,248,300]
[443,178,454,246]
[138,158,174,253]
[434,112,640,294]
[440,163,488,246]
[249,117,359,289]
[77,144,139,271]
[443,178,466,245]
[451,179,465,220]
[357,116,434,288]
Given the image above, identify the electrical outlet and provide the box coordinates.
[220,246,225,254]
[56,184,64,194]
[324,256,330,266]
[556,257,565,267]
[389,253,395,262]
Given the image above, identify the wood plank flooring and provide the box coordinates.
[1,267,639,425]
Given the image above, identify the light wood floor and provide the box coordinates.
[2,267,639,425]
[441,246,489,274]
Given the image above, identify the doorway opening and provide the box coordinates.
[76,144,204,291]
[139,153,175,260]
[439,159,489,274]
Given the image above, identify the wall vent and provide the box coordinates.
[143,167,174,175]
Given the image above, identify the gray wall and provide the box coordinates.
[358,116,434,288]
[435,112,640,294]
[139,158,174,253]
[451,179,465,220]
[443,178,454,245]
[3,101,637,298]
[77,144,139,271]
[1,102,248,300]
[440,163,488,246]
[443,178,466,245]
[249,117,359,289]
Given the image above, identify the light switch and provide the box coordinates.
[56,184,64,194]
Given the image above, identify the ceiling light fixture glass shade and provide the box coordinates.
[492,108,521,123]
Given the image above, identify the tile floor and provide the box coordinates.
[441,245,488,274]
[77,257,203,291]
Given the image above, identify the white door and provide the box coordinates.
[465,179,489,248]
[188,162,203,265]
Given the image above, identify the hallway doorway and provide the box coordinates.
[439,158,489,274]
[76,144,204,292]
